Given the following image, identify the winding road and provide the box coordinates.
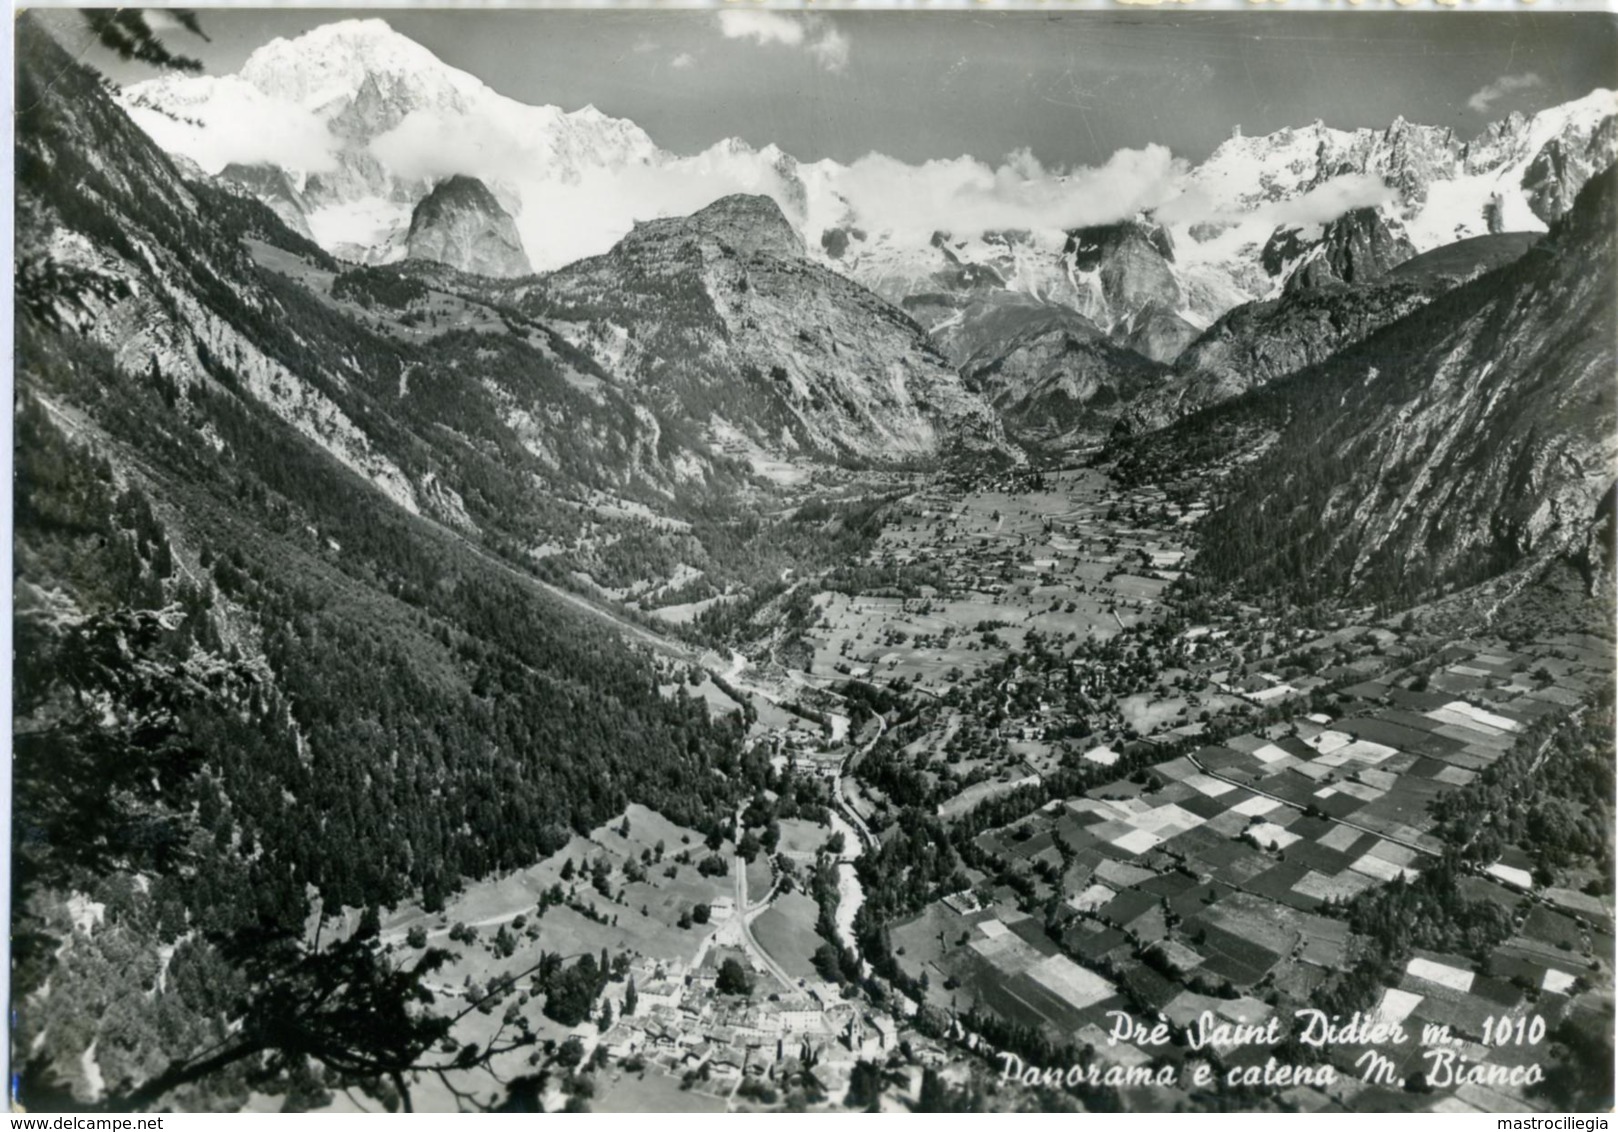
[731,813,799,991]
[832,711,884,853]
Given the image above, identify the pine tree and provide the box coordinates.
[81,9,207,73]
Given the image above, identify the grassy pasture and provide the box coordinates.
[750,892,829,979]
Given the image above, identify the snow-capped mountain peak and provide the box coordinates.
[122,18,668,269]
[118,18,1617,327]
[237,18,485,115]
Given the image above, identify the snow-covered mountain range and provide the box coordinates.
[122,18,1617,347]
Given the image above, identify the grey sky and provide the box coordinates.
[42,8,1618,168]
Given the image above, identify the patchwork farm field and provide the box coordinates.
[881,624,1613,1109]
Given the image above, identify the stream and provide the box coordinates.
[827,810,869,977]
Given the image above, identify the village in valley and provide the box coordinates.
[349,464,1612,1114]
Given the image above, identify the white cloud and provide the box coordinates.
[121,77,341,175]
[717,10,805,48]
[129,47,1391,277]
[519,159,791,268]
[359,101,1188,270]
[717,11,848,72]
[1156,171,1395,230]
[1268,173,1398,227]
[808,25,850,73]
[827,146,1185,239]
[368,109,793,268]
[1468,72,1544,115]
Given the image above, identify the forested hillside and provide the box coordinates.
[12,17,762,1108]
[1116,166,1617,611]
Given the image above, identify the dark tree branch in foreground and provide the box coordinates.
[115,919,546,1111]
[81,10,207,73]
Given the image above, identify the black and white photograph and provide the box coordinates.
[9,2,1618,1116]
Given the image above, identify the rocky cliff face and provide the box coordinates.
[1263,207,1417,294]
[121,19,663,268]
[864,218,1195,434]
[510,194,1008,471]
[823,98,1613,371]
[832,220,1215,363]
[14,17,780,545]
[1068,220,1180,313]
[910,288,1173,447]
[1520,113,1618,225]
[217,161,315,238]
[1130,281,1437,432]
[18,23,428,517]
[620,192,807,262]
[405,174,531,277]
[1118,303,1201,363]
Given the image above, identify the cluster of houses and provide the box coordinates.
[592,955,913,1102]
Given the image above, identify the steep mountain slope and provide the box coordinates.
[1127,281,1434,430]
[1180,95,1616,264]
[15,16,765,1108]
[1118,302,1202,364]
[1125,230,1547,430]
[1121,167,1617,608]
[216,161,317,238]
[504,194,1008,470]
[963,316,1167,450]
[405,174,531,277]
[842,220,1213,363]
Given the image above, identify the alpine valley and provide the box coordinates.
[12,12,1617,1117]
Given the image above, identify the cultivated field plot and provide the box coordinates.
[924,910,1129,1039]
[889,632,1610,1108]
